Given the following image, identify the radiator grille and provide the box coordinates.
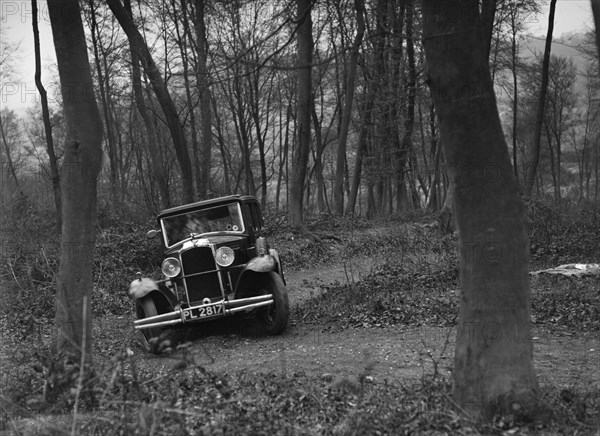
[180,247,222,304]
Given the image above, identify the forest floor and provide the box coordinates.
[92,257,599,389]
[1,208,600,434]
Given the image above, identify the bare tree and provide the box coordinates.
[124,0,170,208]
[523,0,557,198]
[332,0,365,215]
[347,0,387,216]
[107,0,195,203]
[88,0,120,205]
[48,0,104,362]
[194,0,213,199]
[592,0,600,60]
[0,109,25,198]
[422,0,537,419]
[289,0,313,230]
[32,0,61,227]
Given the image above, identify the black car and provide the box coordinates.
[129,195,289,353]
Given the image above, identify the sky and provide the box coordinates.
[0,0,596,115]
[1,0,58,113]
[526,0,594,36]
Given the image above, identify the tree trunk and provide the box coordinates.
[311,101,328,213]
[32,0,61,228]
[333,0,365,215]
[289,0,313,229]
[422,0,537,419]
[195,0,212,199]
[212,98,232,195]
[0,112,24,198]
[89,0,119,205]
[592,0,600,61]
[125,0,170,209]
[48,0,103,363]
[399,0,417,211]
[523,0,557,199]
[173,4,201,200]
[510,14,519,182]
[277,102,292,211]
[107,0,195,203]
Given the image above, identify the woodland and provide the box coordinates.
[1,0,600,434]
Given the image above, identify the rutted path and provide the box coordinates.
[284,255,377,307]
[102,255,600,390]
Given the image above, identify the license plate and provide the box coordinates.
[182,303,224,321]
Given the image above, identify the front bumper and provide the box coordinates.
[134,294,273,330]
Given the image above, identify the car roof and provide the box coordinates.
[157,195,258,219]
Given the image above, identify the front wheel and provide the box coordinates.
[257,272,289,335]
[136,296,162,353]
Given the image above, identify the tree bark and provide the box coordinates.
[333,0,365,215]
[422,0,537,419]
[48,0,103,363]
[32,0,61,228]
[107,0,195,203]
[289,0,313,229]
[523,0,557,198]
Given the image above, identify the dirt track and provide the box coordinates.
[105,256,599,390]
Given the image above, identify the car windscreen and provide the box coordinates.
[160,203,244,247]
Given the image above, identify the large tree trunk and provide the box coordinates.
[289,0,313,229]
[422,0,537,419]
[523,0,557,198]
[49,0,103,363]
[107,0,195,203]
[32,0,61,228]
[333,0,365,215]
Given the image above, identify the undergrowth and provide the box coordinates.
[3,341,599,435]
[2,198,600,434]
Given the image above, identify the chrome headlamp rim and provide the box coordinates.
[161,257,182,278]
[215,246,235,267]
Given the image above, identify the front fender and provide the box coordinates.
[246,254,277,273]
[128,277,159,299]
[269,248,285,284]
[128,277,178,309]
[235,252,281,299]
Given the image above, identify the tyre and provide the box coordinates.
[257,272,289,335]
[136,296,162,353]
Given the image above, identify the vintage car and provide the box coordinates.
[129,195,289,353]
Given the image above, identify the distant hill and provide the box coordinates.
[521,32,594,78]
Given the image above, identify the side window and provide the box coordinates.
[250,203,263,231]
[243,204,255,233]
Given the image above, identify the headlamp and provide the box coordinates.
[215,247,235,267]
[161,257,181,277]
